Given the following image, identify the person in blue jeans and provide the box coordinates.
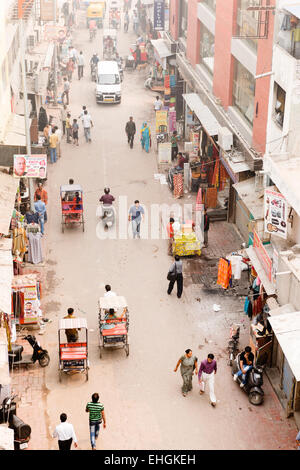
[49,128,58,163]
[85,393,106,450]
[34,195,46,235]
[233,346,254,388]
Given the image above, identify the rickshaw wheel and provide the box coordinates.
[86,369,89,381]
[59,370,63,383]
[82,216,85,232]
[125,343,129,357]
[61,220,64,233]
[99,346,102,358]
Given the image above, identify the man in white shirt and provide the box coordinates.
[104,285,117,297]
[53,413,78,450]
[154,95,163,111]
[82,110,93,142]
[77,51,85,80]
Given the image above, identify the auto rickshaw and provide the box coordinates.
[103,29,117,60]
[58,317,89,382]
[98,296,129,358]
[86,1,105,28]
[60,184,84,232]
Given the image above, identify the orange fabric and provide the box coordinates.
[212,159,220,188]
[217,258,232,289]
[167,222,174,239]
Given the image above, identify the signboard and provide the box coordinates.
[158,142,171,163]
[169,109,176,133]
[154,0,165,31]
[155,110,168,132]
[264,189,287,239]
[44,25,66,42]
[40,0,55,21]
[14,155,47,179]
[23,286,39,325]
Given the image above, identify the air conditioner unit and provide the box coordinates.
[218,127,233,151]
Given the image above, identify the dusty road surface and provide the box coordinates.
[39,15,297,451]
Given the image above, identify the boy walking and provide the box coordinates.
[86,393,106,450]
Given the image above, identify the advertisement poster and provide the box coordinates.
[158,142,171,163]
[14,155,47,179]
[169,110,176,133]
[154,0,165,31]
[156,110,168,132]
[44,24,66,42]
[264,189,287,239]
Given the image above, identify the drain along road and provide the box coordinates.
[41,18,296,451]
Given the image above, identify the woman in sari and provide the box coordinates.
[140,122,151,153]
[174,349,198,397]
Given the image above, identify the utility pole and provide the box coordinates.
[18,0,35,211]
[53,0,58,105]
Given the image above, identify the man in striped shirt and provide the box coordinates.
[86,393,106,450]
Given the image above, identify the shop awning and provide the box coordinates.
[233,177,264,220]
[245,246,276,296]
[283,4,300,19]
[151,39,174,59]
[269,311,300,381]
[182,93,220,136]
[0,172,19,235]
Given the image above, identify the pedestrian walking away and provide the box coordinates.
[49,128,58,163]
[52,413,78,450]
[77,51,85,80]
[128,200,144,239]
[124,10,129,32]
[72,119,79,145]
[167,255,183,298]
[66,58,75,81]
[82,110,93,142]
[140,122,151,152]
[198,353,217,406]
[34,195,46,235]
[86,393,106,450]
[66,113,72,143]
[62,77,70,105]
[125,116,136,148]
[61,105,68,136]
[203,208,210,247]
[174,349,198,397]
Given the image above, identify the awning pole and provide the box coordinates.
[19,1,35,211]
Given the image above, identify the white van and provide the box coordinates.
[96,61,121,104]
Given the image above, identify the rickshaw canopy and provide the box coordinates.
[59,317,88,331]
[60,184,83,194]
[103,29,117,38]
[98,295,127,310]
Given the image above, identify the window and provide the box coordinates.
[179,0,188,39]
[277,11,300,59]
[232,59,255,125]
[199,23,215,75]
[202,0,216,12]
[273,83,286,128]
[236,0,259,51]
[98,74,119,85]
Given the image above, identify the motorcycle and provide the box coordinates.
[89,28,97,41]
[8,335,50,369]
[227,323,240,366]
[0,395,31,450]
[231,352,265,405]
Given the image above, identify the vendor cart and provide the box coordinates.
[58,317,89,382]
[60,184,84,233]
[98,296,129,358]
[103,29,117,60]
[172,222,201,257]
[109,0,121,29]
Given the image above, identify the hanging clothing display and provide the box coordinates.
[27,232,43,264]
[217,258,232,289]
[12,227,27,258]
[173,173,183,199]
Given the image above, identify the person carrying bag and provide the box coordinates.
[167,255,183,299]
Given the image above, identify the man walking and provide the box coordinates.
[198,353,217,407]
[49,128,58,163]
[167,255,183,298]
[66,113,72,143]
[77,51,85,80]
[53,413,78,450]
[82,110,93,143]
[125,116,136,149]
[128,200,144,239]
[34,195,46,235]
[62,77,70,105]
[203,208,210,247]
[154,95,163,111]
[61,105,68,136]
[86,393,106,450]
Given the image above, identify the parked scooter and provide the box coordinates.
[227,323,240,366]
[231,352,265,405]
[0,395,31,450]
[8,335,50,369]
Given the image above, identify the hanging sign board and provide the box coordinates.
[14,155,47,179]
[158,142,171,163]
[154,0,165,31]
[156,110,168,132]
[264,189,287,239]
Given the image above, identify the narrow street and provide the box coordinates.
[25,17,297,450]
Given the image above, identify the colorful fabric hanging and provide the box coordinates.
[173,173,183,199]
[212,159,220,188]
[217,258,232,289]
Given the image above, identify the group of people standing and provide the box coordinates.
[61,105,94,145]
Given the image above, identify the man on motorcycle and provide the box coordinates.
[90,52,99,76]
[99,188,115,206]
[233,346,254,387]
[89,19,97,40]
